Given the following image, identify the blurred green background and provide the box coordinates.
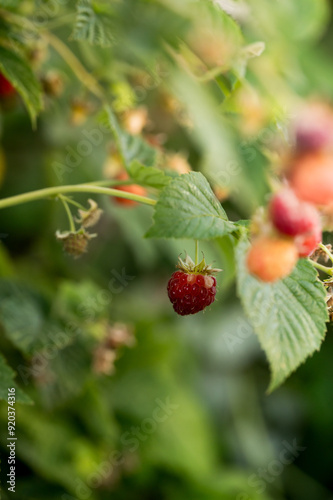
[1,0,333,499]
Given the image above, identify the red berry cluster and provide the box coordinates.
[247,101,333,283]
[167,271,217,315]
[167,254,221,316]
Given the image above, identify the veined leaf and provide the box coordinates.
[236,237,328,392]
[71,0,115,47]
[128,160,172,189]
[146,172,235,239]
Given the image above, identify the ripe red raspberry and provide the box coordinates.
[270,188,321,236]
[246,236,298,282]
[167,254,221,316]
[0,73,15,98]
[288,152,333,206]
[295,224,322,258]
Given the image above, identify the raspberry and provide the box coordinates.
[246,236,298,283]
[113,171,147,206]
[270,188,321,236]
[0,73,15,98]
[167,254,221,316]
[295,224,322,258]
[294,102,333,152]
[288,152,333,206]
[56,229,96,258]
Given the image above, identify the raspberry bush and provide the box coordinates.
[1,1,333,497]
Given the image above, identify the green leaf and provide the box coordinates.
[146,172,236,239]
[0,354,32,404]
[121,132,158,168]
[0,289,44,354]
[103,105,158,168]
[128,160,172,189]
[71,0,115,47]
[0,46,43,126]
[236,238,328,392]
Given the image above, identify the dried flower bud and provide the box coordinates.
[56,228,96,257]
[41,71,64,97]
[105,323,136,350]
[122,107,148,135]
[70,98,94,125]
[75,199,103,228]
[93,347,117,375]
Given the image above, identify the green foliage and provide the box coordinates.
[0,0,333,497]
[0,354,32,404]
[0,46,43,126]
[236,237,328,392]
[72,0,116,47]
[147,172,236,239]
[128,160,172,189]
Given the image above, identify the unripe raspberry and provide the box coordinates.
[289,152,333,206]
[56,229,96,258]
[113,171,147,206]
[246,236,298,283]
[270,188,321,236]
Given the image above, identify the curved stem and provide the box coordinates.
[59,195,76,232]
[59,195,85,210]
[86,179,140,187]
[310,260,333,276]
[0,184,156,210]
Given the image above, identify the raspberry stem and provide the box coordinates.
[0,184,156,210]
[310,260,333,276]
[59,195,76,232]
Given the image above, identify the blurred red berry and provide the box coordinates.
[113,172,147,206]
[0,73,15,98]
[270,188,321,236]
[294,102,333,152]
[295,224,322,258]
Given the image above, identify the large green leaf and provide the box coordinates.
[0,46,43,126]
[0,354,32,404]
[146,172,235,239]
[236,238,328,392]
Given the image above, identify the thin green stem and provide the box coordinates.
[0,184,156,211]
[195,240,199,265]
[86,179,139,187]
[310,260,333,276]
[59,195,76,232]
[319,242,333,264]
[60,195,85,210]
